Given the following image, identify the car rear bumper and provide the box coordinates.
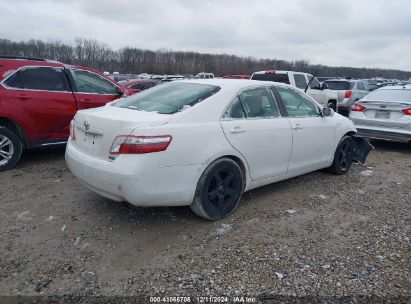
[356,127,411,143]
[65,140,201,206]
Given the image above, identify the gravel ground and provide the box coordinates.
[0,140,409,303]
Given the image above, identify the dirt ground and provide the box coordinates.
[0,140,410,302]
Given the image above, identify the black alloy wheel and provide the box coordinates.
[329,136,355,175]
[191,158,244,220]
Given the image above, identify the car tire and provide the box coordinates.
[327,101,337,111]
[329,135,354,175]
[0,127,23,172]
[191,158,244,220]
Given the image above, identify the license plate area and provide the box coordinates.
[78,130,102,151]
[375,110,390,119]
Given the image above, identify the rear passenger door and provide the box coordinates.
[275,86,337,172]
[1,66,77,142]
[68,69,122,109]
[220,86,293,180]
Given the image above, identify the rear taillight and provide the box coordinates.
[402,108,411,115]
[69,120,76,140]
[351,104,366,112]
[344,90,352,99]
[110,135,172,154]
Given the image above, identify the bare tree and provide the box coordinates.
[0,38,410,79]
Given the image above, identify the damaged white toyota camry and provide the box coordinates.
[66,79,372,220]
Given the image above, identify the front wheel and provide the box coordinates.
[329,136,354,175]
[0,127,23,172]
[191,158,244,220]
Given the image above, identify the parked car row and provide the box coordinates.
[0,55,408,177]
[4,54,411,221]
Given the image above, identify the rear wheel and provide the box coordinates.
[0,127,22,172]
[329,136,354,175]
[191,158,244,220]
[327,100,337,111]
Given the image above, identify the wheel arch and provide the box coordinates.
[203,153,250,189]
[0,117,29,148]
[327,99,337,107]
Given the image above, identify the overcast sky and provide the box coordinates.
[1,0,410,70]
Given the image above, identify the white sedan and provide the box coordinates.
[66,79,372,220]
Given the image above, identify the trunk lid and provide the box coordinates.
[73,106,171,159]
[357,100,411,129]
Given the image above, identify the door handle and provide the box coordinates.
[13,94,30,100]
[79,98,92,102]
[228,126,246,134]
[292,123,303,130]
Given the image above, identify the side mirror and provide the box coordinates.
[322,107,334,117]
[321,83,328,90]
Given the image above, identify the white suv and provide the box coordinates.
[251,70,338,110]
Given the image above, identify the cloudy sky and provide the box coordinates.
[1,0,410,70]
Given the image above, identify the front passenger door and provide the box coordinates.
[220,86,293,181]
[276,86,337,172]
[306,75,326,106]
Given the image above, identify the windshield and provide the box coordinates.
[324,81,354,90]
[114,82,221,114]
[252,73,290,84]
[367,89,411,102]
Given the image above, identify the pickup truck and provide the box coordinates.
[251,70,338,110]
[0,56,126,171]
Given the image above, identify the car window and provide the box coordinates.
[357,81,365,90]
[308,76,321,90]
[115,82,220,114]
[277,86,320,117]
[293,74,307,89]
[146,82,157,88]
[3,72,23,89]
[324,81,353,90]
[71,69,117,94]
[366,89,411,102]
[252,73,290,84]
[4,67,69,92]
[224,96,246,119]
[224,87,280,119]
[131,83,145,90]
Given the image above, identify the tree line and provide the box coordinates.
[1,38,410,79]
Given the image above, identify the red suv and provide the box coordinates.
[0,56,126,171]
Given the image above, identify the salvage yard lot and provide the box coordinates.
[0,141,410,300]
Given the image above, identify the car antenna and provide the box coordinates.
[305,70,319,93]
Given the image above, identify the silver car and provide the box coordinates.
[349,86,411,143]
[324,79,371,112]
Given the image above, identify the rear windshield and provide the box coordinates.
[366,89,411,102]
[324,81,354,90]
[252,73,290,84]
[114,82,220,114]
